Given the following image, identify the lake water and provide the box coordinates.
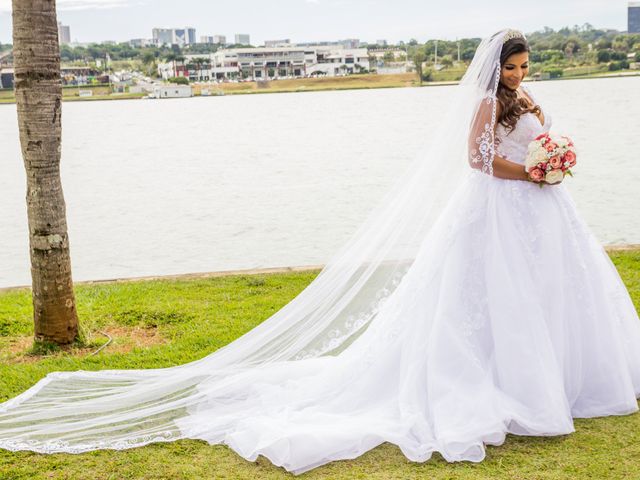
[1,76,639,288]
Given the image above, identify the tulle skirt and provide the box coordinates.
[175,170,640,474]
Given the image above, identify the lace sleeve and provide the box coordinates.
[468,95,498,176]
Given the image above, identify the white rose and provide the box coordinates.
[525,152,540,170]
[527,141,540,152]
[525,147,547,171]
[534,149,548,163]
[545,169,564,184]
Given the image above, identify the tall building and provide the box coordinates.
[152,28,173,45]
[173,29,188,46]
[235,34,251,45]
[201,35,226,45]
[186,27,196,44]
[152,27,197,46]
[630,2,640,33]
[57,21,71,44]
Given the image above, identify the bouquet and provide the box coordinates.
[525,133,577,185]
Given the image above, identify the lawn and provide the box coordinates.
[1,249,639,479]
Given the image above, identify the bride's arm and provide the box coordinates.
[468,99,529,181]
[491,154,530,181]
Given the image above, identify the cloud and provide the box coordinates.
[0,0,144,13]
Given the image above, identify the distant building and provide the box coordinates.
[0,67,14,89]
[375,39,388,47]
[129,38,152,48]
[264,39,291,47]
[234,34,251,45]
[159,45,370,81]
[368,48,406,60]
[152,84,193,99]
[296,40,341,47]
[200,35,226,45]
[60,66,100,85]
[152,27,196,46]
[186,27,196,44]
[174,29,187,45]
[630,2,640,33]
[152,28,173,45]
[58,22,71,44]
[340,39,360,49]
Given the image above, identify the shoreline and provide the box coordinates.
[1,243,638,293]
[0,70,639,105]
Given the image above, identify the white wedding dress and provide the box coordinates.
[174,86,640,473]
[2,31,639,475]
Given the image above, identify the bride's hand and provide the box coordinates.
[524,169,563,185]
[525,176,562,186]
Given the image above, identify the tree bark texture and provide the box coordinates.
[12,0,79,344]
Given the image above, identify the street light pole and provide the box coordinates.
[434,39,438,66]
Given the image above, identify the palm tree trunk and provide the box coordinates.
[12,0,79,344]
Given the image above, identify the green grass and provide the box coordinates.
[1,251,640,479]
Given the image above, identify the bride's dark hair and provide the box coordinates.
[497,36,541,134]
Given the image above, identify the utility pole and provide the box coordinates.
[434,39,438,66]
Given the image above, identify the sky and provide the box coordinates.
[0,0,633,45]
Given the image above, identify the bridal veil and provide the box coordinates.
[0,29,511,456]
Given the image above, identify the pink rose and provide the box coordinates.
[535,133,548,141]
[564,150,577,167]
[544,142,558,152]
[529,167,544,182]
[549,156,562,169]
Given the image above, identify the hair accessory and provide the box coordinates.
[502,29,526,43]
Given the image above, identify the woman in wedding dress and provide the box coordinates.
[1,28,639,475]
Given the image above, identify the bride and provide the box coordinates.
[1,28,639,475]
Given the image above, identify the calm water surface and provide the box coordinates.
[1,76,639,288]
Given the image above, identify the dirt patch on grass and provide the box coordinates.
[1,325,167,364]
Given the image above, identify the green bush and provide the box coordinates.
[608,60,630,71]
[542,67,564,78]
[168,76,189,85]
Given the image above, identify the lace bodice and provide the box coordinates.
[495,84,552,165]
